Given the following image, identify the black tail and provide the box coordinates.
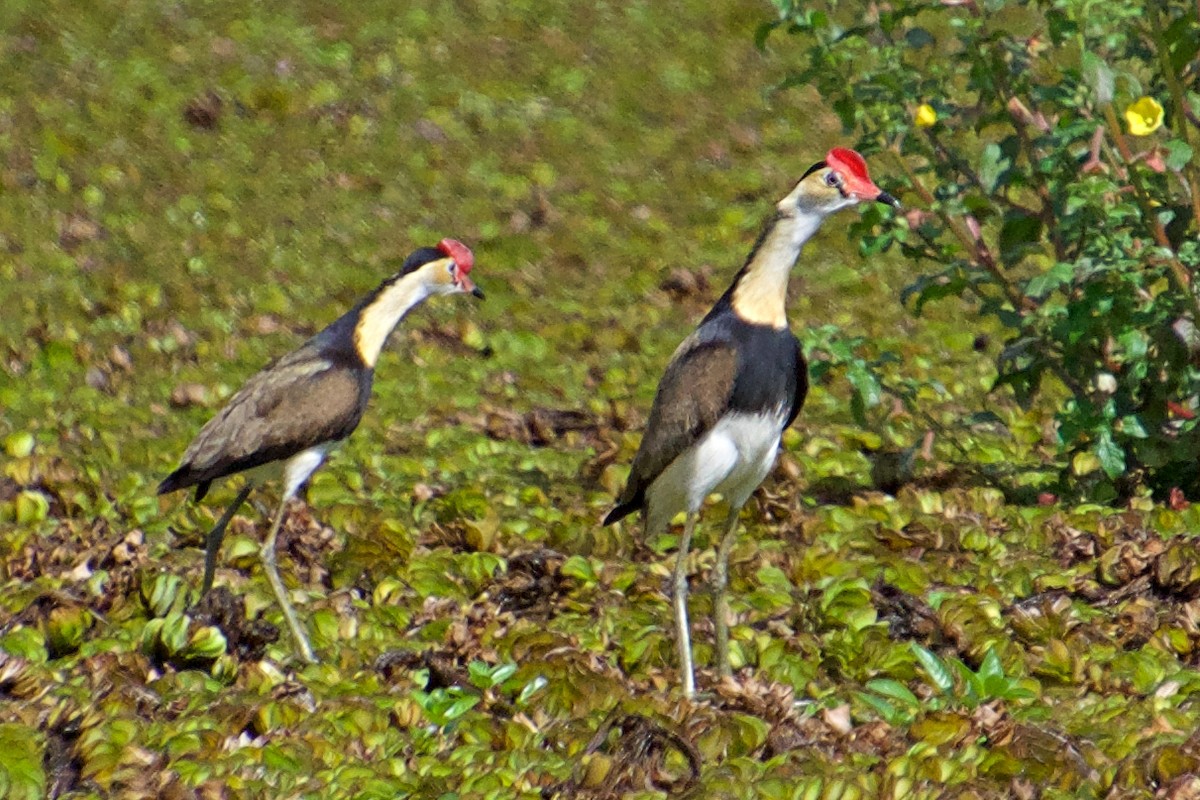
[157,471,186,496]
[158,469,210,502]
[601,501,637,526]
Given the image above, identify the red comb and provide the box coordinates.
[825,147,872,183]
[437,238,474,273]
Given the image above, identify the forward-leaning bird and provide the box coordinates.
[159,238,484,663]
[604,149,898,697]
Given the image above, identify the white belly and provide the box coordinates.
[644,410,786,534]
[238,443,332,500]
[282,445,331,498]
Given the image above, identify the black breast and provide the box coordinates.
[727,320,807,424]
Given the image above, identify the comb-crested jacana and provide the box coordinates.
[159,238,483,663]
[604,149,898,697]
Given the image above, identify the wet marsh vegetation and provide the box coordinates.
[2,0,1200,797]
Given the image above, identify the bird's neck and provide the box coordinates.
[351,273,431,368]
[727,207,825,329]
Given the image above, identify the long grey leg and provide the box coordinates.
[259,494,317,664]
[713,506,742,678]
[200,482,255,596]
[673,513,698,699]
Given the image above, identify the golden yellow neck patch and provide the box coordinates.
[353,274,430,367]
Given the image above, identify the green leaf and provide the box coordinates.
[560,555,597,583]
[3,432,34,459]
[160,612,191,655]
[14,491,49,526]
[1072,451,1102,476]
[846,362,882,409]
[1166,13,1200,73]
[1094,428,1126,479]
[468,661,517,689]
[1081,50,1113,104]
[1164,140,1194,172]
[444,694,480,721]
[517,676,548,706]
[0,629,48,662]
[1025,262,1074,298]
[185,626,228,661]
[953,658,984,705]
[731,713,771,754]
[1119,415,1148,439]
[467,660,492,687]
[865,678,920,707]
[977,649,1004,682]
[912,643,955,694]
[261,743,300,773]
[37,341,77,373]
[856,691,904,724]
[0,724,45,800]
[145,573,187,618]
[978,143,1010,194]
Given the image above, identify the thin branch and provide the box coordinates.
[924,131,1043,222]
[1004,96,1070,262]
[891,153,1090,400]
[1100,103,1198,318]
[1147,2,1200,233]
[890,147,1027,312]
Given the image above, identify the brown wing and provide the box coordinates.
[604,338,738,523]
[158,354,367,494]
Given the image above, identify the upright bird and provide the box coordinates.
[159,238,484,664]
[604,149,898,697]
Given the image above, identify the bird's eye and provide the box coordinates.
[447,262,456,275]
[825,172,840,187]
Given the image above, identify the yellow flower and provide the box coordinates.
[1125,96,1164,136]
[914,103,938,128]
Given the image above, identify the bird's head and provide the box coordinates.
[405,238,485,299]
[785,147,899,217]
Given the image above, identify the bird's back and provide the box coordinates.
[158,346,371,497]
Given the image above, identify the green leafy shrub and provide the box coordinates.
[857,646,1037,725]
[766,0,1200,500]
